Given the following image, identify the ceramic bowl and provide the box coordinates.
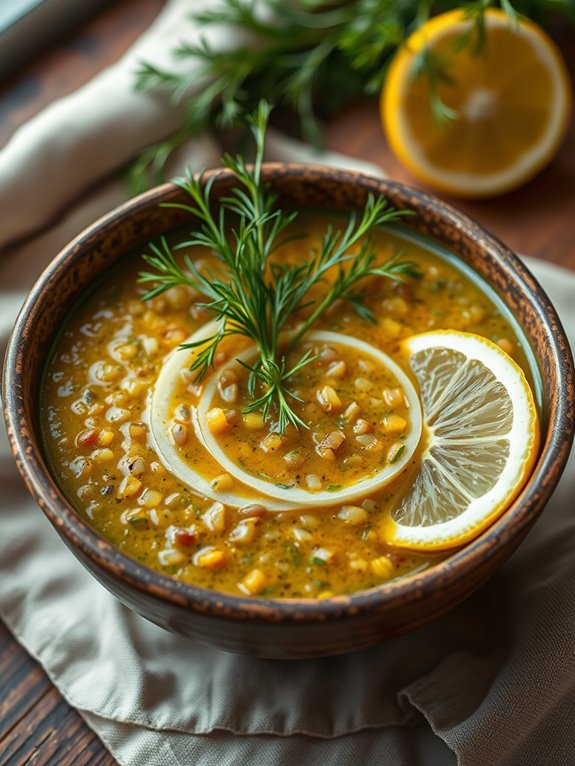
[3,166,574,658]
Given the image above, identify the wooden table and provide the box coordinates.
[0,2,573,763]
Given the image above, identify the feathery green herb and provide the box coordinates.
[139,102,419,432]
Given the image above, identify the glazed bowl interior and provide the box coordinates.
[4,165,574,658]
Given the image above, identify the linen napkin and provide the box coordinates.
[1,2,575,766]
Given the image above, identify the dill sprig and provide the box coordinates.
[139,102,419,432]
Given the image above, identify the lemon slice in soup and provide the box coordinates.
[381,331,539,551]
[149,322,299,511]
[197,331,423,508]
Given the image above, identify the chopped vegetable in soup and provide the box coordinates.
[41,216,534,599]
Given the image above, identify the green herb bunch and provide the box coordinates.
[130,0,573,192]
[139,102,419,432]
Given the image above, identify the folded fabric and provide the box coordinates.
[1,258,574,766]
[0,0,382,253]
[1,1,574,765]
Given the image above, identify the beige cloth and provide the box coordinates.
[1,2,574,764]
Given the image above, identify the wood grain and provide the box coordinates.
[0,0,573,763]
[0,621,114,765]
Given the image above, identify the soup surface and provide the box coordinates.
[41,217,532,598]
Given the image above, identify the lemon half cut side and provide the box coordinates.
[382,8,572,197]
[381,330,540,551]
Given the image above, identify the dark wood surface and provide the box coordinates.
[0,1,573,764]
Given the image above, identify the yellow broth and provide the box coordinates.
[40,217,533,598]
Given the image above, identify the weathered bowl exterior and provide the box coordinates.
[3,166,574,658]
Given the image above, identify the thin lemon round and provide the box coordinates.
[197,331,423,509]
[381,330,540,551]
[382,9,572,197]
[148,321,299,512]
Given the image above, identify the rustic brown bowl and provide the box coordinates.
[3,166,574,659]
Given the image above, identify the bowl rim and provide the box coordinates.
[3,163,575,623]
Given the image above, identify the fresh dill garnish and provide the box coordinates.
[127,0,570,192]
[139,102,419,432]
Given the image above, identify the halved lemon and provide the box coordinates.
[381,330,539,551]
[382,9,572,197]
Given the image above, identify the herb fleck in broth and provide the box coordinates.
[41,218,533,598]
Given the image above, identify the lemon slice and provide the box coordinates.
[382,9,572,197]
[148,322,299,511]
[381,330,539,551]
[197,331,423,508]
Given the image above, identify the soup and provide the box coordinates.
[41,217,535,599]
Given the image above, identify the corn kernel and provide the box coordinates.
[243,412,265,430]
[305,474,322,491]
[116,343,137,361]
[98,430,115,446]
[196,548,226,569]
[211,473,234,492]
[260,432,283,453]
[206,407,230,435]
[349,558,369,573]
[353,419,373,435]
[382,296,408,316]
[106,407,131,424]
[139,489,163,508]
[129,423,147,441]
[117,474,142,499]
[380,414,407,434]
[317,446,336,461]
[241,568,267,595]
[326,360,347,379]
[92,448,115,463]
[122,378,147,398]
[163,327,187,347]
[292,527,313,543]
[371,556,394,580]
[299,514,320,529]
[141,336,159,356]
[229,518,260,545]
[158,548,185,567]
[382,317,402,339]
[95,362,121,383]
[337,505,368,526]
